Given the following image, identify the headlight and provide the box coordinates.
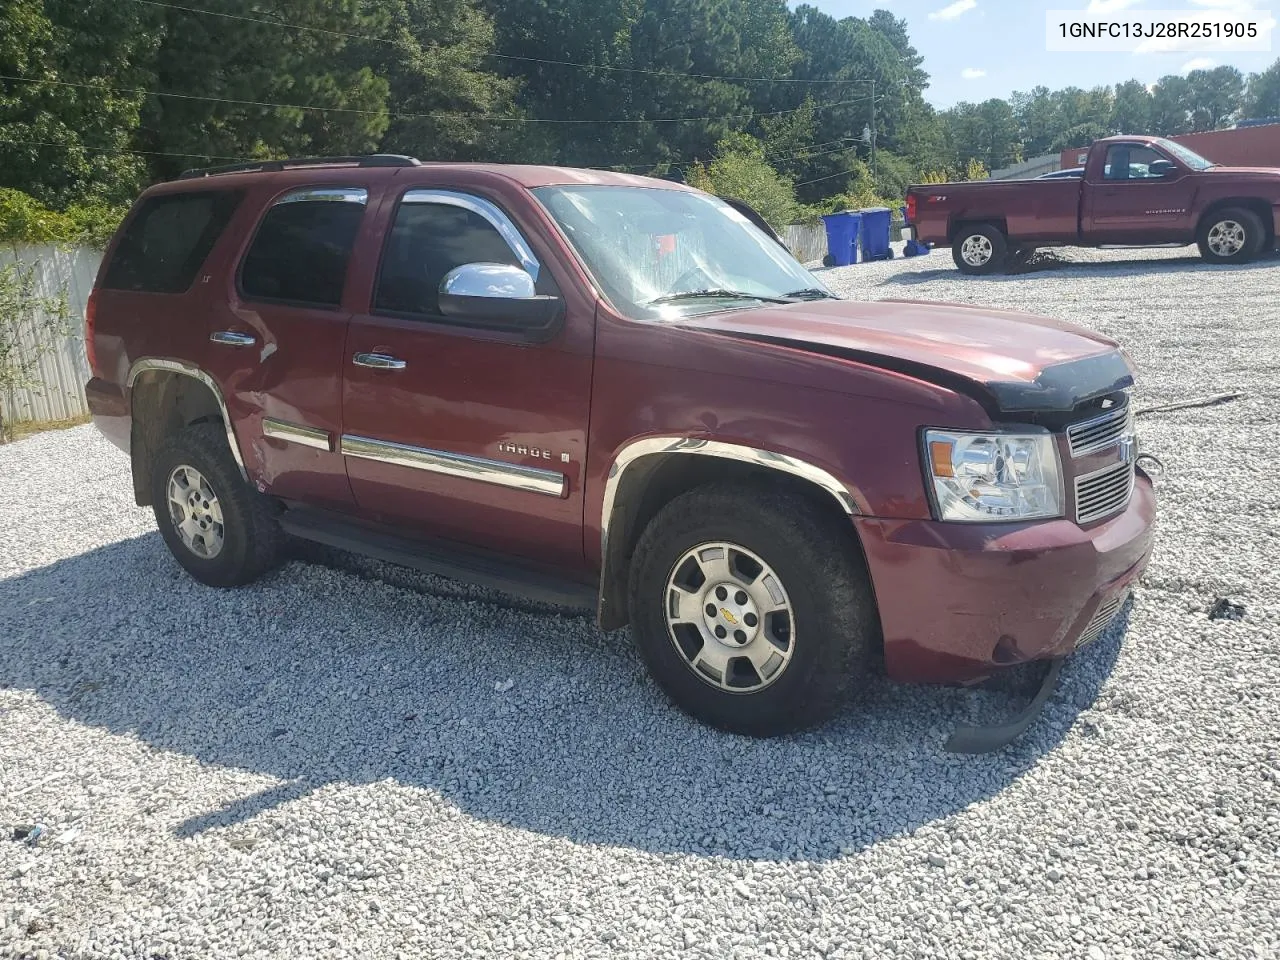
[924,429,1064,522]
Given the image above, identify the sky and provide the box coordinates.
[795,0,1278,108]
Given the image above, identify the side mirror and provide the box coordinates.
[437,263,562,328]
[1149,159,1177,177]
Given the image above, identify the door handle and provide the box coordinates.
[353,352,407,370]
[210,331,257,347]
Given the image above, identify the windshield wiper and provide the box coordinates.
[647,289,793,306]
[783,288,838,301]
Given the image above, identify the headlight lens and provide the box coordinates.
[924,430,1064,522]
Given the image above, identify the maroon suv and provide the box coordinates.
[85,155,1156,746]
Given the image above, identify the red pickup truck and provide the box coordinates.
[906,135,1280,274]
[85,155,1156,748]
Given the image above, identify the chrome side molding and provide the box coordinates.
[340,435,567,498]
[262,418,332,451]
[126,358,247,480]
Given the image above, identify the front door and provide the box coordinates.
[1083,143,1198,243]
[204,183,375,509]
[341,188,594,571]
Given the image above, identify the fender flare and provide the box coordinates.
[597,436,860,625]
[126,358,248,481]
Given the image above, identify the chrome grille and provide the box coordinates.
[1075,460,1135,524]
[1067,405,1132,458]
[1077,593,1126,648]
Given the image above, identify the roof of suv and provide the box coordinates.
[170,154,694,192]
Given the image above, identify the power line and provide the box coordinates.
[127,0,874,86]
[0,74,869,126]
[0,136,247,163]
[794,166,864,187]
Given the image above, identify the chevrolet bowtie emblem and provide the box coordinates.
[720,608,739,625]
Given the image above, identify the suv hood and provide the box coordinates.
[675,298,1133,414]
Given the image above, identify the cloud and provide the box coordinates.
[928,0,977,22]
[961,68,987,80]
[1087,0,1143,12]
[1181,57,1217,72]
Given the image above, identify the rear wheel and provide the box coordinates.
[951,224,1008,275]
[1198,207,1265,264]
[150,423,281,587]
[627,482,878,737]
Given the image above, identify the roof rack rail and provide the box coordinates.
[177,154,421,180]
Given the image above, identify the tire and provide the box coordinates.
[1197,207,1265,265]
[150,422,281,587]
[951,223,1008,275]
[627,482,879,737]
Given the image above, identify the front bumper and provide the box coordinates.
[856,471,1156,685]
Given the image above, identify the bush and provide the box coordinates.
[687,133,802,231]
[0,189,127,248]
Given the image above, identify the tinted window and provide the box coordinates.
[375,202,524,317]
[240,193,366,306]
[103,191,242,293]
[1103,145,1167,181]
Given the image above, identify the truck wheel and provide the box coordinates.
[951,224,1008,275]
[150,423,282,587]
[1198,207,1265,264]
[627,482,878,737]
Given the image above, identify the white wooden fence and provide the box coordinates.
[0,244,101,426]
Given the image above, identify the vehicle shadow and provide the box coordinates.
[0,534,1127,862]
[874,247,1280,286]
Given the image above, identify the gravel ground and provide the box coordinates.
[3,245,1279,959]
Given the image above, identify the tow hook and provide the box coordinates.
[944,658,1064,754]
[1136,453,1165,478]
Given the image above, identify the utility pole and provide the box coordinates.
[870,79,877,182]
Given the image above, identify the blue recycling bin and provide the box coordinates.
[858,207,893,262]
[899,204,931,258]
[820,212,862,267]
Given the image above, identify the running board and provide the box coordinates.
[279,506,598,610]
[944,658,1064,754]
[1097,243,1186,250]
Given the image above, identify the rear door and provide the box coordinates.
[340,186,594,571]
[1082,143,1198,243]
[203,183,375,509]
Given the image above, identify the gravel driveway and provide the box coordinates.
[3,246,1278,959]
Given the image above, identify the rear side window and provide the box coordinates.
[103,191,242,293]
[239,188,368,307]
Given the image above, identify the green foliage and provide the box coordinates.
[0,257,74,440]
[964,157,989,181]
[3,0,1280,223]
[0,188,124,247]
[687,133,801,231]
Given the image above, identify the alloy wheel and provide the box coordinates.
[663,541,795,693]
[167,464,225,559]
[1207,220,1247,257]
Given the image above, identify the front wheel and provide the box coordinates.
[627,482,879,737]
[1198,207,1265,264]
[952,224,1008,275]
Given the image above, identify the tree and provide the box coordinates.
[355,0,521,162]
[1185,66,1245,132]
[686,132,800,230]
[139,0,391,179]
[1113,80,1153,135]
[0,0,162,205]
[1150,75,1194,135]
[1245,59,1280,117]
